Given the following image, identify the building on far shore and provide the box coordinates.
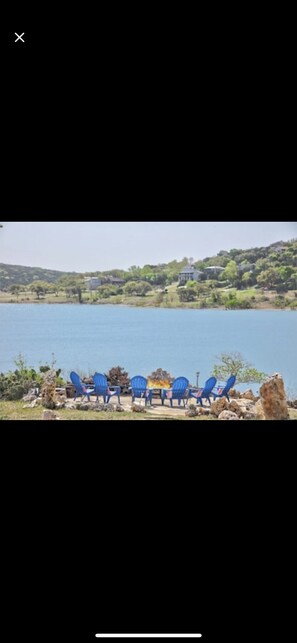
[102,276,125,286]
[84,277,101,290]
[178,265,203,285]
[204,266,225,278]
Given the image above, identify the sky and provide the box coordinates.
[0,221,296,273]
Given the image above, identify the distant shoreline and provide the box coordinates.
[0,299,295,311]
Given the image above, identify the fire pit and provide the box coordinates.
[147,368,173,399]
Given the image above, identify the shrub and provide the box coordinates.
[105,366,130,387]
[0,354,65,400]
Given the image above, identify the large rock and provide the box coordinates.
[76,402,92,410]
[210,397,228,417]
[197,407,211,415]
[229,388,241,398]
[240,389,259,402]
[64,401,77,409]
[41,369,57,409]
[131,403,147,413]
[228,400,245,418]
[254,400,265,420]
[243,400,265,420]
[29,397,43,407]
[42,410,59,420]
[218,410,239,420]
[22,392,37,403]
[185,404,198,417]
[259,374,289,420]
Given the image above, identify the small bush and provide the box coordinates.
[0,354,65,400]
[105,366,130,387]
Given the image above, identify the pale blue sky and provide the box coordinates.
[0,221,296,272]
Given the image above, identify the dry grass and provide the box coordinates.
[0,400,207,421]
[1,399,296,421]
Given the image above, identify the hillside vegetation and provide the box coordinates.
[1,238,297,309]
[0,263,78,287]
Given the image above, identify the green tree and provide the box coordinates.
[278,266,293,282]
[221,260,239,285]
[9,284,21,299]
[256,268,281,290]
[96,285,120,298]
[123,281,152,296]
[255,258,270,273]
[212,352,267,384]
[47,283,59,297]
[241,271,252,287]
[29,280,49,299]
[178,288,196,302]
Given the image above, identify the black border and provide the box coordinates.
[2,19,297,636]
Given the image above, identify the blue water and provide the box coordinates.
[0,304,296,394]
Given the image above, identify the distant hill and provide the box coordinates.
[0,263,78,289]
[0,237,296,291]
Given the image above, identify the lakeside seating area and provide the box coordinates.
[6,369,293,421]
[69,371,237,409]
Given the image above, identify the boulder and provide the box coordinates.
[235,398,255,409]
[76,402,92,410]
[218,410,239,420]
[64,401,77,409]
[56,394,66,404]
[185,404,198,417]
[197,407,211,415]
[115,404,125,412]
[254,400,265,420]
[22,392,37,403]
[240,389,258,402]
[210,397,228,417]
[41,369,57,409]
[228,400,245,418]
[29,397,43,407]
[103,403,115,412]
[131,403,147,413]
[229,388,241,398]
[42,410,59,420]
[244,410,260,420]
[259,374,289,420]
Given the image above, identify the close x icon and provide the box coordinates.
[14,32,25,42]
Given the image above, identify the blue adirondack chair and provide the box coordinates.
[188,376,217,406]
[161,376,189,407]
[93,372,121,404]
[130,376,153,405]
[211,375,236,402]
[70,371,95,401]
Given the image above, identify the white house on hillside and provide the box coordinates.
[178,265,203,285]
[84,277,101,290]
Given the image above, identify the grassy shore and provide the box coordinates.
[0,400,201,420]
[1,284,297,310]
[1,400,297,421]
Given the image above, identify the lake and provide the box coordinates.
[0,304,296,395]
